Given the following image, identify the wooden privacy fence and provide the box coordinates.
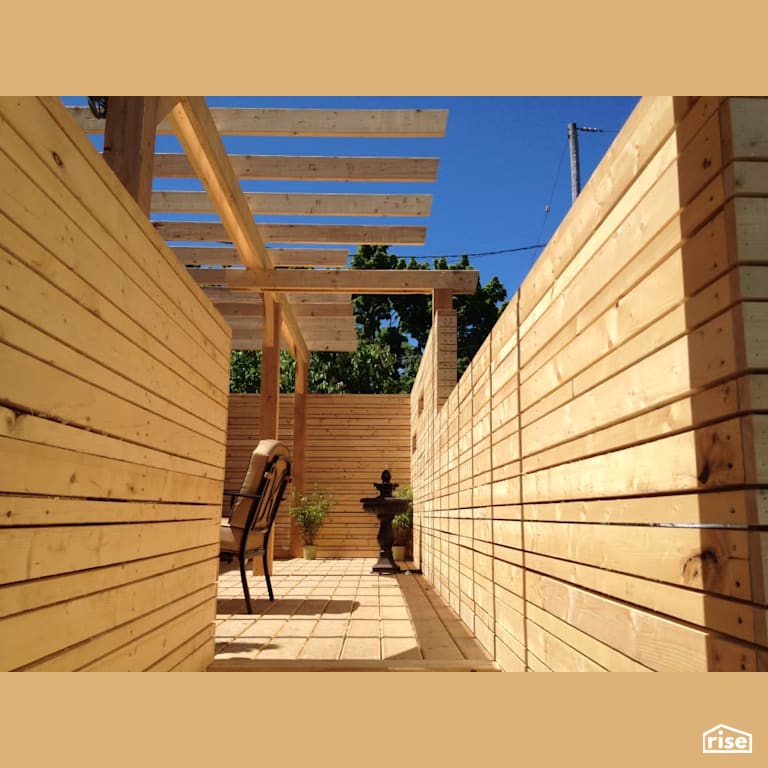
[0,98,231,671]
[411,96,768,672]
[226,394,411,558]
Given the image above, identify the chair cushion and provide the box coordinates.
[220,522,266,555]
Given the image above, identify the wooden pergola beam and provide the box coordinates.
[71,106,448,137]
[154,221,427,245]
[203,287,353,304]
[228,322,357,340]
[231,326,358,351]
[286,293,352,304]
[231,337,359,353]
[215,301,353,318]
[174,247,349,268]
[166,97,308,363]
[290,303,354,318]
[153,191,432,217]
[153,154,439,182]
[190,267,479,294]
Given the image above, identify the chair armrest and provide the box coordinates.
[224,491,264,501]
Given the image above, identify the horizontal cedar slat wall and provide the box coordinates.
[411,96,768,672]
[0,97,230,671]
[226,394,410,558]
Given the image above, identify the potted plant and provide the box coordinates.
[391,486,413,562]
[290,487,331,559]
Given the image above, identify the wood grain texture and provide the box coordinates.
[70,106,448,137]
[0,97,229,671]
[411,96,768,671]
[153,154,440,182]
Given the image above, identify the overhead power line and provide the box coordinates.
[577,125,619,133]
[397,244,546,262]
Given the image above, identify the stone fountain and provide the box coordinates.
[360,468,410,575]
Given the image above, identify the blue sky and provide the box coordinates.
[67,95,641,299]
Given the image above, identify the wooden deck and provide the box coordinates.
[209,558,499,671]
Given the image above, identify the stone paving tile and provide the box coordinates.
[249,618,287,635]
[354,596,381,608]
[214,558,493,668]
[239,623,276,638]
[312,619,349,637]
[276,619,319,637]
[340,637,380,660]
[380,606,410,620]
[215,619,252,639]
[326,600,356,615]
[255,637,307,659]
[300,637,343,660]
[289,600,329,618]
[347,619,380,638]
[382,637,422,660]
[381,619,416,638]
[379,596,406,606]
[218,636,275,660]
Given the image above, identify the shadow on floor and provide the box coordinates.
[216,597,360,616]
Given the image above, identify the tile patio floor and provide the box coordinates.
[208,558,499,671]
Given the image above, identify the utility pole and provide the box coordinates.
[568,122,580,204]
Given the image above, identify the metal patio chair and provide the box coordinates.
[219,439,291,613]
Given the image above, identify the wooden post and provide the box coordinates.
[255,295,281,576]
[290,356,309,557]
[432,290,457,409]
[432,288,453,323]
[259,295,281,439]
[102,97,158,215]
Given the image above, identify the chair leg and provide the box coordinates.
[263,550,274,601]
[239,557,253,614]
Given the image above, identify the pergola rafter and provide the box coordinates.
[153,221,428,246]
[173,247,350,268]
[152,154,439,182]
[90,96,473,356]
[188,267,478,295]
[153,191,432,217]
[165,97,309,364]
[71,106,449,137]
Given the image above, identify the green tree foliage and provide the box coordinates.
[229,245,507,394]
[230,350,296,393]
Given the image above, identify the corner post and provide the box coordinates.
[102,97,158,215]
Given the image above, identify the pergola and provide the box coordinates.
[72,96,477,550]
